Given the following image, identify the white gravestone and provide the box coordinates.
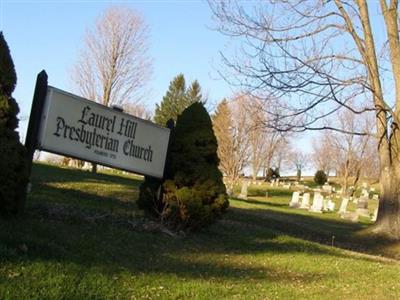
[356,196,369,217]
[322,184,332,194]
[327,199,335,212]
[338,198,349,214]
[300,193,310,209]
[289,191,301,208]
[361,188,369,198]
[309,192,324,213]
[238,181,248,200]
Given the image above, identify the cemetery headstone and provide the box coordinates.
[361,188,369,198]
[309,192,324,213]
[338,198,349,215]
[289,191,301,208]
[238,180,248,200]
[322,183,332,194]
[299,193,310,209]
[356,196,369,217]
[327,199,335,211]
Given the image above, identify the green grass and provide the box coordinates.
[1,163,399,299]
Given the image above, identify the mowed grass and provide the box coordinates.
[0,163,399,299]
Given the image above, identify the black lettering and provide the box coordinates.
[53,117,65,137]
[78,106,90,125]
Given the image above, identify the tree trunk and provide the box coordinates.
[296,169,301,182]
[374,156,400,238]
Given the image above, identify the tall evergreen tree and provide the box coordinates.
[162,102,229,230]
[0,32,28,214]
[186,80,203,103]
[154,74,204,126]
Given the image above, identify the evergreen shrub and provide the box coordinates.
[138,102,229,230]
[314,170,327,186]
[0,32,28,214]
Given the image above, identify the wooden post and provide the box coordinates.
[25,70,48,187]
[162,118,175,179]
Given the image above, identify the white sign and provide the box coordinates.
[38,87,170,178]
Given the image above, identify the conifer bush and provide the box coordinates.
[162,102,229,230]
[314,170,327,186]
[0,32,29,214]
[138,102,229,230]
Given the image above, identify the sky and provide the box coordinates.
[1,0,235,142]
[0,0,389,176]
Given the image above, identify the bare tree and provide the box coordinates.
[269,138,290,176]
[247,97,289,180]
[311,132,334,177]
[72,6,152,107]
[71,6,152,173]
[288,150,308,182]
[330,110,377,194]
[123,103,152,120]
[210,1,400,238]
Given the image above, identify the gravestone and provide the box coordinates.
[289,191,301,208]
[238,180,248,200]
[356,196,369,217]
[283,183,291,189]
[299,193,310,209]
[326,199,335,211]
[338,198,349,214]
[322,183,332,194]
[361,188,369,198]
[309,192,324,213]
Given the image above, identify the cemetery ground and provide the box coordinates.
[1,163,400,299]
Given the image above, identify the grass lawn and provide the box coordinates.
[0,163,399,299]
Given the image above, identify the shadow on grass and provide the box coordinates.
[29,183,138,213]
[0,162,397,293]
[231,197,287,208]
[0,164,343,284]
[32,163,142,187]
[226,200,399,259]
[0,211,334,285]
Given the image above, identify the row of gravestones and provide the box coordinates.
[289,191,335,213]
[290,191,378,222]
[227,181,378,222]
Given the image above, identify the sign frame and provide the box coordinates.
[26,70,171,179]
